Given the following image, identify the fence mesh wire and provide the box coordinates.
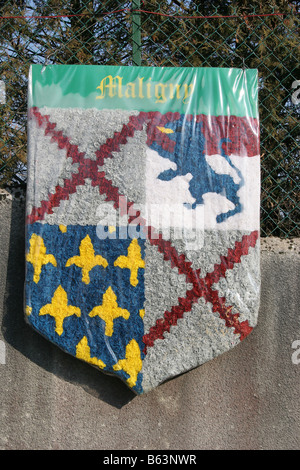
[0,0,299,237]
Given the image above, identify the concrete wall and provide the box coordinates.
[0,193,299,450]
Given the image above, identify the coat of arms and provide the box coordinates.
[25,65,260,394]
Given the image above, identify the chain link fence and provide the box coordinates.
[0,0,299,237]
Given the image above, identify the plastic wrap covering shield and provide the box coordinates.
[25,65,260,395]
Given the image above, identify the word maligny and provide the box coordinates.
[96,74,195,104]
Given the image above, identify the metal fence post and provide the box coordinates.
[132,0,141,66]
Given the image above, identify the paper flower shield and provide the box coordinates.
[25,65,260,394]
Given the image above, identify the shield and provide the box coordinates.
[25,65,260,394]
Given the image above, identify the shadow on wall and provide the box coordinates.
[1,192,135,409]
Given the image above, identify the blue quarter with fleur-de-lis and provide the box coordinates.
[25,222,146,394]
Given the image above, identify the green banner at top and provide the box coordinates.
[29,64,258,118]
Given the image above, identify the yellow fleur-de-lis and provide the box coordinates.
[156,126,174,134]
[76,336,106,369]
[39,285,81,336]
[113,339,142,388]
[114,239,145,287]
[89,286,130,337]
[65,234,108,284]
[26,234,57,283]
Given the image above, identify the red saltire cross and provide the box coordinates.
[27,107,258,355]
